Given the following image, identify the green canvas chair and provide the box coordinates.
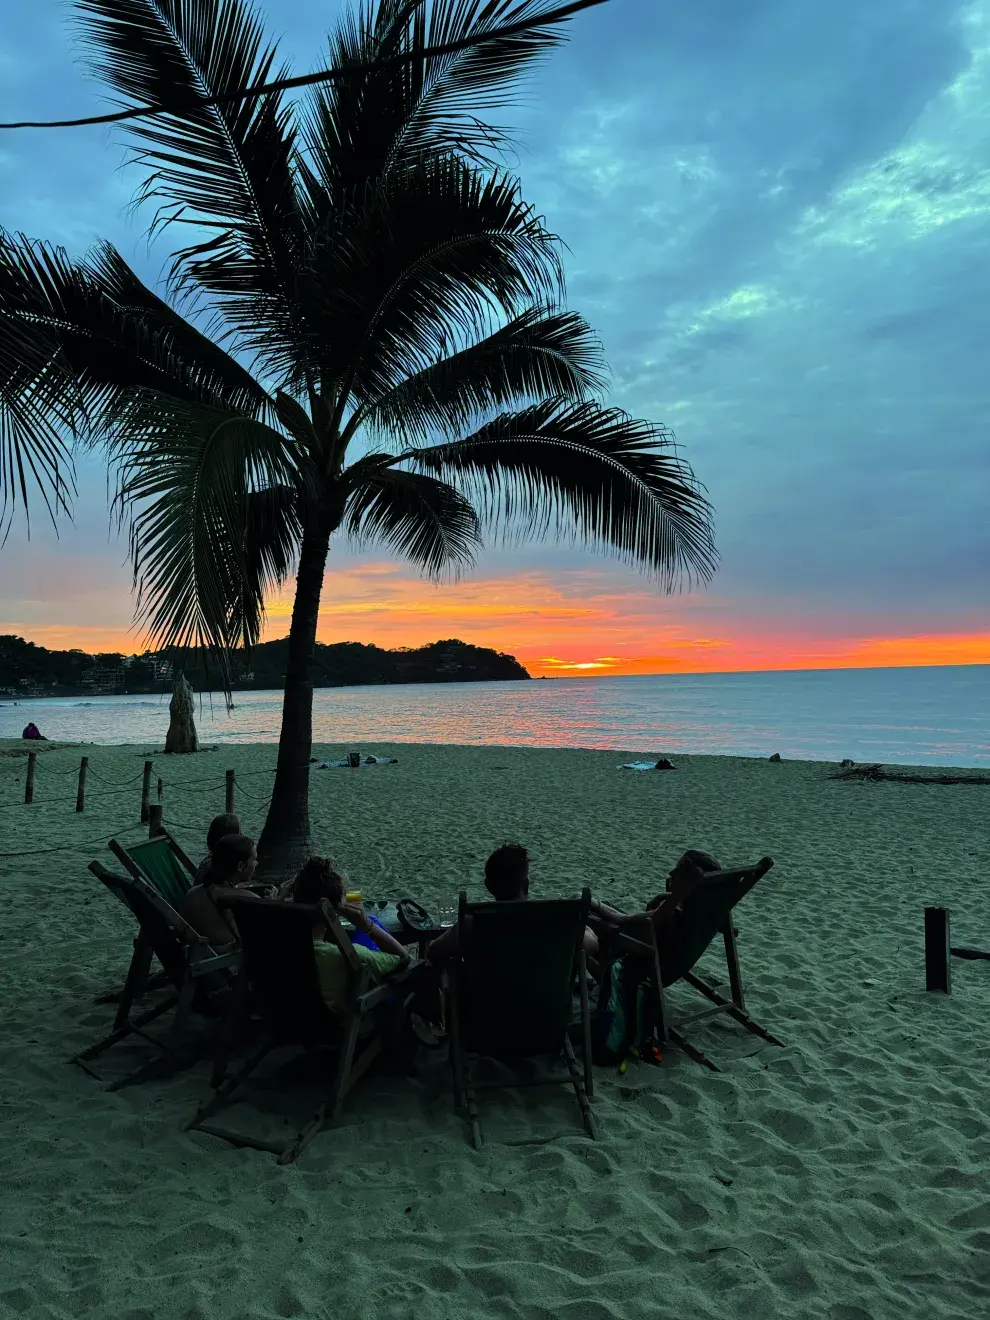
[108,830,198,908]
[185,892,411,1165]
[591,856,783,1071]
[74,862,239,1090]
[91,832,201,1004]
[447,888,597,1149]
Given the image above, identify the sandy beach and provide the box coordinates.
[2,737,989,1319]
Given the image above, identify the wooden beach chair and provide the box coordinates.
[94,833,201,1001]
[108,830,198,908]
[591,856,782,1071]
[447,888,597,1149]
[185,892,410,1165]
[74,862,239,1090]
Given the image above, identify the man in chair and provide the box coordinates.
[426,843,599,964]
[590,849,721,937]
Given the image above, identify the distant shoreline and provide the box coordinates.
[2,667,986,769]
[0,737,984,775]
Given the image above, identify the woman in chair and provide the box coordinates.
[292,859,444,1036]
[180,833,258,947]
[195,813,242,882]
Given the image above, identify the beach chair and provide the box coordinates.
[591,856,782,1071]
[73,862,239,1091]
[108,830,198,908]
[447,888,598,1149]
[185,892,410,1165]
[93,833,201,1001]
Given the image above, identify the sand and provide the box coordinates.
[2,737,990,1320]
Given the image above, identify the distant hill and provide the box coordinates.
[236,638,530,688]
[0,634,530,698]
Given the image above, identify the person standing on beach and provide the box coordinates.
[426,843,600,964]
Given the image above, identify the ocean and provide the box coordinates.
[1,664,987,767]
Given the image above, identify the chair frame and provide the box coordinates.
[447,888,598,1149]
[74,862,239,1090]
[185,893,411,1165]
[92,831,201,1003]
[108,829,198,899]
[591,858,783,1072]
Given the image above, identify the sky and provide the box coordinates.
[0,0,988,678]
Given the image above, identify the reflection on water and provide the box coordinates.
[0,666,987,767]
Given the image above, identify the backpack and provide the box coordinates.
[590,959,660,1065]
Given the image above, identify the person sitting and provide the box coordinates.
[590,849,722,937]
[425,842,600,965]
[22,722,47,741]
[288,857,390,950]
[180,833,258,947]
[195,812,242,881]
[290,860,413,1015]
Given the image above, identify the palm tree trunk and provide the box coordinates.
[256,527,331,880]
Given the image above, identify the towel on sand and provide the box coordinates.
[617,760,674,771]
[316,755,399,769]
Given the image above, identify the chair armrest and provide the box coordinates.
[190,950,241,976]
[358,982,396,1011]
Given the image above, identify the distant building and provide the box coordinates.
[81,666,126,695]
[145,655,174,682]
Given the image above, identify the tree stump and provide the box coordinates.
[165,671,199,754]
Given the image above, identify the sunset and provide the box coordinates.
[1,1,988,1316]
[6,551,988,676]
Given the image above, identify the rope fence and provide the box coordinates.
[0,754,323,856]
[0,751,396,862]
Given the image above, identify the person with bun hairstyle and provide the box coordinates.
[194,812,243,882]
[179,833,258,947]
[289,855,413,1015]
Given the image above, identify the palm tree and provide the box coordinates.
[0,0,716,878]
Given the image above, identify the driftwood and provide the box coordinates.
[830,763,990,786]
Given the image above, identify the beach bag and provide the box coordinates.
[591,959,658,1065]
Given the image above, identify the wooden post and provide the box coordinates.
[140,760,153,824]
[76,756,89,813]
[25,751,37,805]
[925,906,951,993]
[148,804,165,838]
[225,768,235,815]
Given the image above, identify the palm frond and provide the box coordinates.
[342,455,481,578]
[76,0,307,381]
[299,0,588,218]
[84,241,269,415]
[228,483,301,645]
[2,232,269,423]
[387,0,584,169]
[111,396,302,683]
[360,307,607,444]
[303,155,562,418]
[0,235,79,529]
[404,399,718,588]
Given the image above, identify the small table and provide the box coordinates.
[342,900,454,958]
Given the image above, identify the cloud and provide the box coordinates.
[1,0,988,670]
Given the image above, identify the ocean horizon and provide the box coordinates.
[1,662,987,768]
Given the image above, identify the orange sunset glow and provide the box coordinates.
[6,560,988,678]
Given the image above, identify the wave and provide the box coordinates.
[66,700,164,709]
